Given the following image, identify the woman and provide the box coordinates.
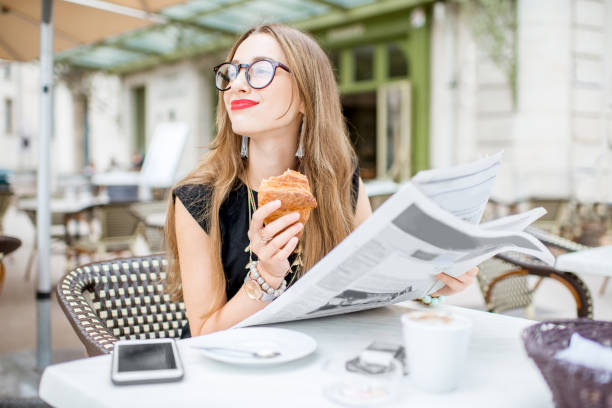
[165,24,477,338]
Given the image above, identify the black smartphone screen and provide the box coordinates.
[117,343,177,372]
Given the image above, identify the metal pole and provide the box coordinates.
[37,0,53,371]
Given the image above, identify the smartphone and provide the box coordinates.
[345,341,407,376]
[111,338,184,385]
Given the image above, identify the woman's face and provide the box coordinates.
[222,33,303,139]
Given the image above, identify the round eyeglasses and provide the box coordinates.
[213,58,292,91]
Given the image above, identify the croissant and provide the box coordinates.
[258,169,317,226]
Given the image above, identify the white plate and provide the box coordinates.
[191,327,317,365]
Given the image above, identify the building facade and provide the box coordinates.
[430,0,612,204]
[0,62,39,171]
[1,0,611,204]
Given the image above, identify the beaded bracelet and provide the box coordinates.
[249,260,287,298]
[417,295,445,306]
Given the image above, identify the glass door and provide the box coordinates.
[132,86,147,157]
[74,94,89,171]
[376,80,411,181]
[342,91,377,179]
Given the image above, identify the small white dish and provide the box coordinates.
[191,327,317,365]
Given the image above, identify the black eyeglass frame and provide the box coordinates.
[213,57,292,91]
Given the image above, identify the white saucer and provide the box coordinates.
[191,327,317,365]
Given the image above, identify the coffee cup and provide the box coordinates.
[401,310,471,393]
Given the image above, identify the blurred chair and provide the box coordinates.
[23,207,74,281]
[56,255,186,356]
[477,227,594,319]
[0,236,22,296]
[129,201,167,253]
[528,226,612,295]
[526,226,591,254]
[20,193,101,281]
[0,189,13,234]
[528,198,570,235]
[67,203,145,265]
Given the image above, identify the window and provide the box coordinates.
[353,45,374,82]
[4,99,13,134]
[388,44,408,78]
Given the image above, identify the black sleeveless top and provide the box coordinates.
[173,163,360,338]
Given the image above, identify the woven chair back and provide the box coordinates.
[477,256,533,313]
[57,255,187,356]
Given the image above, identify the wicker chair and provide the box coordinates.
[67,203,146,264]
[56,254,187,356]
[129,201,167,252]
[477,227,594,319]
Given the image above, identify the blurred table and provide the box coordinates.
[144,212,166,229]
[364,179,402,197]
[17,196,110,280]
[18,196,110,216]
[364,180,404,210]
[39,304,552,408]
[17,196,110,244]
[556,245,612,295]
[129,202,167,226]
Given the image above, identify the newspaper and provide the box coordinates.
[236,153,554,328]
[411,151,502,224]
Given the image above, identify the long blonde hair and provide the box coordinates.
[165,24,357,317]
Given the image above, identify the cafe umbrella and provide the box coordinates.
[0,0,181,370]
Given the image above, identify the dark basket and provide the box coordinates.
[522,320,612,408]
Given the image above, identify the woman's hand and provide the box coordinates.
[247,200,303,287]
[431,267,479,297]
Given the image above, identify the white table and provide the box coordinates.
[556,245,612,294]
[17,196,110,215]
[363,179,403,197]
[39,304,552,408]
[144,212,166,229]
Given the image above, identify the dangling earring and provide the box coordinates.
[240,135,249,158]
[296,119,305,159]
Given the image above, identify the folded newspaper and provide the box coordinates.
[236,152,554,327]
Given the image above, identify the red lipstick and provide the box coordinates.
[231,99,259,110]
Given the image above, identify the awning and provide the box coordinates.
[55,0,429,73]
[0,0,177,60]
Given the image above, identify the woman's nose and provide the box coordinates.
[232,67,250,91]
